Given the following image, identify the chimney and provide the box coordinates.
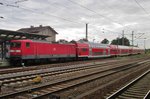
[30,25,34,28]
[39,25,42,27]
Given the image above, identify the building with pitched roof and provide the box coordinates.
[17,25,58,42]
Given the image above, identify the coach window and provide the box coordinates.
[82,48,87,52]
[26,42,30,48]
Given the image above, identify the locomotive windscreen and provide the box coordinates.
[10,42,21,48]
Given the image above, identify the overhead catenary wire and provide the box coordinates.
[67,0,138,37]
[0,2,19,8]
[0,1,85,25]
[134,0,150,15]
[0,0,147,48]
[14,0,28,4]
[1,1,145,37]
[46,1,85,23]
[1,0,131,31]
[1,0,117,31]
[134,33,145,40]
[0,16,4,18]
[0,2,3,5]
[46,1,107,30]
[66,0,135,34]
[67,0,123,26]
[48,0,133,33]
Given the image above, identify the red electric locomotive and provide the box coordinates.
[10,39,76,64]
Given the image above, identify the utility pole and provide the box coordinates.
[122,30,124,45]
[132,31,134,46]
[86,23,88,41]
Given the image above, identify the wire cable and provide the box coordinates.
[0,1,85,25]
[67,0,123,26]
[0,16,4,18]
[134,0,150,15]
[14,0,28,4]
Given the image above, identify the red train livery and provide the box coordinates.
[9,39,144,64]
[10,39,76,60]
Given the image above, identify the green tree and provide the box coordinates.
[57,39,68,43]
[101,38,109,44]
[111,37,130,46]
[78,38,88,42]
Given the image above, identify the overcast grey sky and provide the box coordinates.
[0,0,150,48]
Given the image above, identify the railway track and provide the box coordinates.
[106,70,150,99]
[0,58,149,98]
[0,58,148,87]
[0,58,119,75]
[0,55,148,75]
[56,60,150,99]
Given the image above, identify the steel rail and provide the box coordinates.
[1,59,148,87]
[0,55,148,75]
[106,70,150,99]
[0,59,149,98]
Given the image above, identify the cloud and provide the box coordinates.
[0,0,150,48]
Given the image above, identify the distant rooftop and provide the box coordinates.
[17,25,58,34]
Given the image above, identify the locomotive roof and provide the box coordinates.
[11,39,75,45]
[88,42,109,48]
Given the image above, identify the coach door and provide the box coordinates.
[89,47,92,56]
[108,48,110,55]
[103,48,106,56]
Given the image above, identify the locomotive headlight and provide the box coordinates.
[16,50,21,52]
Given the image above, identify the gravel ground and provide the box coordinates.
[53,63,150,99]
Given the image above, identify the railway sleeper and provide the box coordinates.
[123,92,146,97]
[128,89,149,93]
[118,95,138,99]
[125,90,148,94]
[120,94,145,98]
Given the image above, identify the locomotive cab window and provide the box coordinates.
[26,42,30,48]
[10,42,21,48]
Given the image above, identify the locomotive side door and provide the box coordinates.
[33,42,38,59]
[35,42,38,59]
